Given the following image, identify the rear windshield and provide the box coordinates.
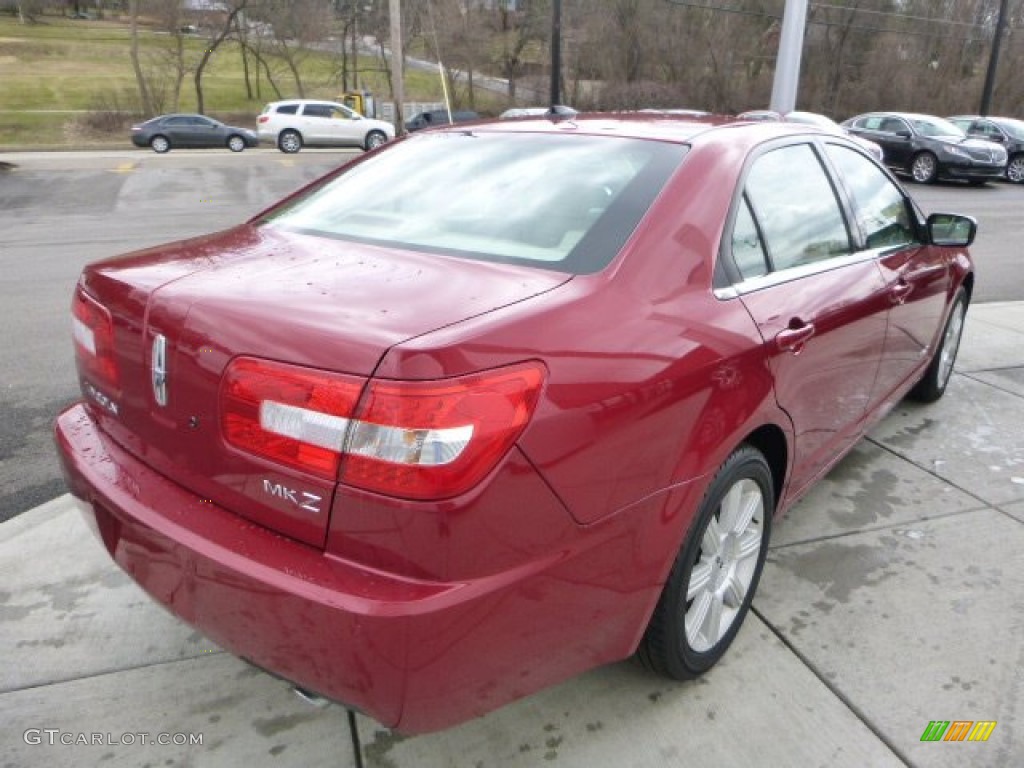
[262,131,687,274]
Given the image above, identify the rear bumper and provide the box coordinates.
[54,403,676,732]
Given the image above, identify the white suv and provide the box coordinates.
[257,100,395,153]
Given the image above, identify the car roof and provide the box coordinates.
[853,111,947,121]
[267,99,342,107]
[420,113,850,151]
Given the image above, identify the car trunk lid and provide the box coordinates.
[75,225,570,547]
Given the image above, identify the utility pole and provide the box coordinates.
[389,0,404,135]
[769,0,808,114]
[549,0,562,106]
[979,0,1009,116]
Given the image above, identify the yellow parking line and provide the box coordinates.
[108,162,137,174]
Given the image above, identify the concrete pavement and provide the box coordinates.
[1,303,1021,768]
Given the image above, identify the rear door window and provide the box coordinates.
[302,104,333,119]
[744,143,852,271]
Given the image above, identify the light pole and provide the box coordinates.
[769,0,808,114]
[388,0,404,134]
[550,0,562,106]
[980,0,1009,116]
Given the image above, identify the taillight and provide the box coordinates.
[221,358,363,479]
[341,364,545,499]
[220,357,546,499]
[258,115,269,124]
[72,287,119,389]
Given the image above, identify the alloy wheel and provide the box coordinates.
[684,477,765,653]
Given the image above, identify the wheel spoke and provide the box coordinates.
[735,528,762,562]
[722,572,747,609]
[686,590,713,646]
[701,516,724,556]
[704,592,725,645]
[734,488,761,535]
[687,560,713,602]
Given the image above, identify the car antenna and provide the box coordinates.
[546,105,578,122]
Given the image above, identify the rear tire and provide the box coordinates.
[638,445,773,679]
[278,130,302,154]
[908,287,967,403]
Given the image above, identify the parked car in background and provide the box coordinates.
[842,111,1007,184]
[405,109,480,132]
[57,115,976,734]
[499,106,579,119]
[257,99,394,153]
[499,107,549,118]
[737,109,782,122]
[784,110,884,162]
[948,114,1024,183]
[130,114,258,153]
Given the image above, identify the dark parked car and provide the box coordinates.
[404,108,479,132]
[948,115,1024,183]
[842,111,1007,184]
[130,114,258,153]
[57,115,975,734]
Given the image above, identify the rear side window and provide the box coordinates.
[263,132,688,275]
[275,104,299,115]
[744,144,851,271]
[731,197,768,280]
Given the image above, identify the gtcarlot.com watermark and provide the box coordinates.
[24,729,203,747]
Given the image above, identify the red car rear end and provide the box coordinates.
[55,117,974,732]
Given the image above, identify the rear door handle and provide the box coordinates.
[776,323,816,353]
[890,281,913,304]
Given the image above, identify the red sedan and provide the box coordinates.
[55,115,975,733]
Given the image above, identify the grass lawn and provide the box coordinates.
[0,13,502,149]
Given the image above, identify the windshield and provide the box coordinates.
[910,117,966,138]
[263,132,687,274]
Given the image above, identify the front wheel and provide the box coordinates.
[150,135,170,154]
[227,135,246,152]
[910,152,938,184]
[908,287,968,403]
[638,445,773,679]
[1007,154,1024,184]
[364,130,387,151]
[278,130,302,154]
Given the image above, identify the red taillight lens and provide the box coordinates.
[72,287,119,389]
[221,357,363,479]
[342,363,545,499]
[257,115,269,123]
[220,358,546,499]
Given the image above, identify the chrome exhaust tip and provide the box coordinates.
[292,686,330,708]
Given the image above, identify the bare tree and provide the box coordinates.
[128,0,154,115]
[194,0,249,115]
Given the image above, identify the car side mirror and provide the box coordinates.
[927,213,977,247]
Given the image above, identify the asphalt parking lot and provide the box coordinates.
[1,149,1022,767]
